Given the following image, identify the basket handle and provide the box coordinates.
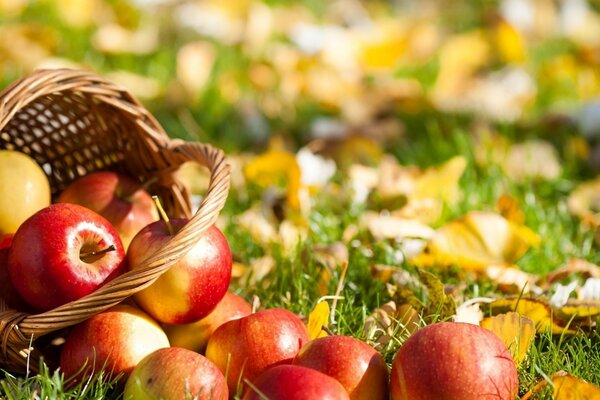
[6,141,230,341]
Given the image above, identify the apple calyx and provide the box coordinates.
[152,195,174,236]
[80,244,116,263]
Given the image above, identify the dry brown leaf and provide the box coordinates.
[480,312,535,365]
[545,259,600,286]
[363,302,420,351]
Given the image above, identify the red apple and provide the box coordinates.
[293,335,388,400]
[8,203,126,311]
[59,304,170,381]
[390,322,519,400]
[0,234,31,312]
[57,171,158,250]
[242,365,350,400]
[127,220,232,324]
[205,308,310,396]
[124,347,228,400]
[163,291,252,353]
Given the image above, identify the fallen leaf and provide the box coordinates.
[480,312,535,365]
[485,264,540,294]
[362,211,435,241]
[307,301,330,340]
[496,193,525,224]
[363,302,420,350]
[502,140,562,182]
[522,371,600,400]
[244,150,302,210]
[545,259,600,286]
[453,300,484,325]
[567,177,600,227]
[177,41,216,99]
[425,211,540,271]
[493,19,526,63]
[487,298,575,334]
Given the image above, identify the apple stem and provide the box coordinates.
[152,195,174,235]
[321,325,335,336]
[80,244,116,262]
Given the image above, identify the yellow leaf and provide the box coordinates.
[307,301,330,340]
[433,30,490,100]
[568,177,600,227]
[480,312,535,365]
[244,150,302,210]
[553,373,600,400]
[358,23,407,71]
[496,194,525,224]
[494,20,526,63]
[488,298,575,335]
[522,372,600,400]
[413,156,467,205]
[427,211,540,271]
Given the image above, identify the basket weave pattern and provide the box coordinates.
[0,69,230,372]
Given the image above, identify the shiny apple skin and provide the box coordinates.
[242,365,350,400]
[56,171,158,250]
[205,308,310,396]
[7,203,126,311]
[128,220,232,324]
[0,234,31,311]
[59,305,170,381]
[0,150,51,235]
[390,322,519,400]
[125,347,228,400]
[293,335,388,400]
[163,291,252,353]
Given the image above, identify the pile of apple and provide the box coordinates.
[0,149,520,400]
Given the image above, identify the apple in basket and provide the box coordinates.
[205,308,310,396]
[8,203,126,311]
[56,171,158,250]
[0,150,51,235]
[125,347,228,400]
[127,208,232,324]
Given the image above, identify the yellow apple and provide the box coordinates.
[0,150,50,234]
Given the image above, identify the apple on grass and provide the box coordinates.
[163,291,251,353]
[57,171,158,250]
[206,308,310,396]
[293,335,388,400]
[59,304,170,381]
[127,216,232,325]
[0,150,51,235]
[390,322,519,400]
[242,365,350,400]
[8,203,126,311]
[125,347,228,400]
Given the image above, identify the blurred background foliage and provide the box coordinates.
[2,0,600,152]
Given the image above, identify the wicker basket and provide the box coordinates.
[0,69,230,373]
